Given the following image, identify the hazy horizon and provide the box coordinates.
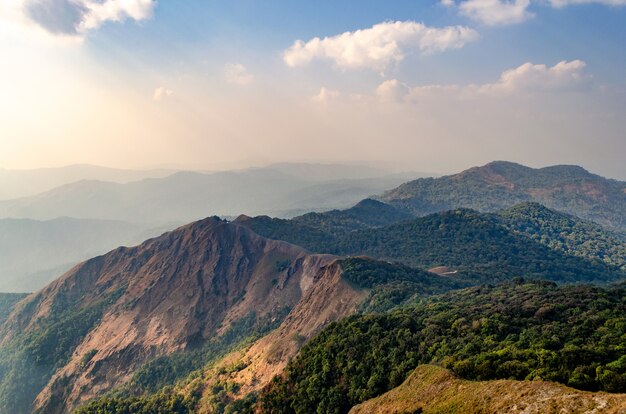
[1,1,625,180]
[1,3,625,412]
[1,158,625,182]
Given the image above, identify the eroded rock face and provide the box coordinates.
[0,217,341,413]
[222,259,367,398]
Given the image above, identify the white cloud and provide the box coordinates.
[80,0,154,31]
[446,0,626,26]
[456,0,533,25]
[11,0,155,37]
[311,87,340,103]
[153,86,173,101]
[376,60,590,103]
[478,60,590,94]
[283,21,479,72]
[224,63,254,86]
[375,79,412,102]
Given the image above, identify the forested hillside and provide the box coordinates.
[381,161,626,231]
[2,168,625,414]
[499,202,626,270]
[257,280,626,413]
[242,206,625,284]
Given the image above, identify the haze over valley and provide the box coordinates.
[1,1,625,413]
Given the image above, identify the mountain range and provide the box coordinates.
[239,201,625,284]
[0,164,419,222]
[0,163,422,292]
[0,161,624,413]
[0,165,176,201]
[381,161,626,232]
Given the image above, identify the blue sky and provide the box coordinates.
[89,1,626,82]
[0,0,625,178]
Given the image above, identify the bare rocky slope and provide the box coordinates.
[0,217,356,413]
[350,365,626,414]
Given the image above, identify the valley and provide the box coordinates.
[4,3,626,412]
[0,161,624,414]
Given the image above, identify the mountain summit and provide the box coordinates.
[381,161,626,231]
[0,217,340,413]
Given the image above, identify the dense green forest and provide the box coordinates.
[245,207,625,284]
[76,391,195,414]
[236,198,407,250]
[339,258,465,313]
[499,202,626,270]
[291,199,412,233]
[333,208,622,283]
[257,280,626,413]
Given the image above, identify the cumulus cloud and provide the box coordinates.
[376,60,590,103]
[153,86,173,101]
[311,87,340,103]
[224,63,254,86]
[22,0,155,37]
[283,21,479,72]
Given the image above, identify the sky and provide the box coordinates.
[0,0,625,179]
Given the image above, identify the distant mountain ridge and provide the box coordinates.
[0,165,420,223]
[0,164,176,200]
[0,164,422,293]
[380,161,626,231]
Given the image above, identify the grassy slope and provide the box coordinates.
[350,365,626,414]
